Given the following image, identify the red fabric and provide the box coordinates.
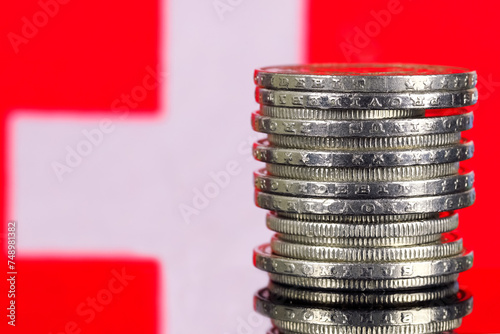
[0,0,162,332]
[306,1,500,331]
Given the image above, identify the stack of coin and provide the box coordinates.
[250,64,477,334]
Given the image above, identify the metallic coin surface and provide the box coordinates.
[269,273,460,291]
[260,106,426,120]
[256,88,478,109]
[251,64,476,332]
[254,244,474,279]
[267,281,459,305]
[267,132,461,150]
[266,163,460,181]
[255,64,477,92]
[255,189,475,215]
[276,233,443,247]
[255,288,472,325]
[278,212,438,223]
[270,233,462,262]
[254,140,474,167]
[272,318,463,334]
[252,109,473,136]
[254,169,474,198]
[266,213,459,238]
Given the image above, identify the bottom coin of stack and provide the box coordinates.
[257,288,472,334]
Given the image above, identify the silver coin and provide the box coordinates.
[255,189,475,215]
[254,139,474,167]
[269,273,459,291]
[270,233,462,262]
[266,163,460,181]
[272,318,463,334]
[254,169,474,198]
[276,233,443,247]
[266,213,459,238]
[277,212,438,223]
[255,64,476,92]
[252,109,473,136]
[256,88,478,109]
[255,288,472,325]
[254,244,474,279]
[267,281,459,305]
[267,132,462,150]
[260,106,426,120]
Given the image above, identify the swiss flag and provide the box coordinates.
[1,0,500,333]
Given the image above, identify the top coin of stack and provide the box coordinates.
[251,64,477,334]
